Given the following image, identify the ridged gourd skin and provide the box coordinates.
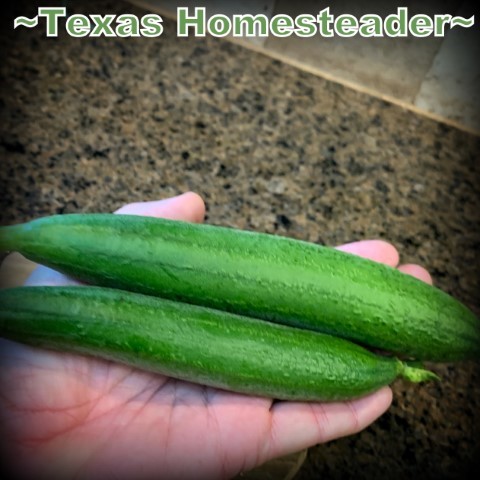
[0,286,437,402]
[0,214,478,361]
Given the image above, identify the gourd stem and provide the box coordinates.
[400,362,440,383]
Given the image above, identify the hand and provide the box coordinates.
[0,192,432,480]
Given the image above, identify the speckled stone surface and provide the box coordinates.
[1,1,479,478]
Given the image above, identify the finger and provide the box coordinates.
[263,387,392,461]
[114,191,205,222]
[24,265,82,287]
[397,264,433,285]
[336,240,399,267]
[0,252,37,288]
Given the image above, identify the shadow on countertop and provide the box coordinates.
[0,1,479,478]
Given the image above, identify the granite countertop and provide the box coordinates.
[1,1,479,478]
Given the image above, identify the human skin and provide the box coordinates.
[0,192,432,480]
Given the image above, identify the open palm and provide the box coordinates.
[0,193,432,479]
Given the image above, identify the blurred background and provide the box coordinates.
[0,1,479,478]
[129,0,480,134]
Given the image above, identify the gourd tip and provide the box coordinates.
[0,225,15,253]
